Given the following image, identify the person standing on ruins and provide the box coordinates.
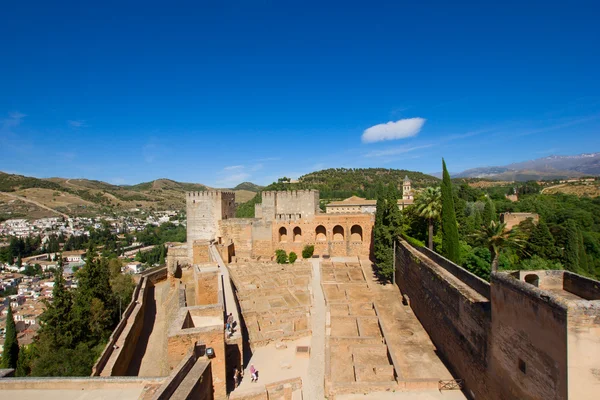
[250,364,258,382]
[227,313,234,334]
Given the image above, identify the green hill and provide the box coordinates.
[264,168,438,199]
[233,182,264,192]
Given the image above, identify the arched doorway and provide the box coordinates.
[279,227,287,242]
[293,227,302,242]
[315,225,326,241]
[350,225,363,241]
[333,225,344,241]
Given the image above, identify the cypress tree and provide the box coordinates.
[578,230,589,274]
[482,199,495,226]
[563,220,580,272]
[2,305,19,369]
[441,159,460,263]
[527,221,556,260]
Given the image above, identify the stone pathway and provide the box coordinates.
[304,258,325,399]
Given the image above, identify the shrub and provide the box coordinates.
[275,249,288,264]
[289,252,298,264]
[302,245,315,259]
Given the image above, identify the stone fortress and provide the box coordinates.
[1,177,599,400]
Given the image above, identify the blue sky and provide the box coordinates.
[1,1,599,187]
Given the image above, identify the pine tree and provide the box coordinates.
[441,159,459,263]
[563,220,580,272]
[2,305,20,369]
[39,266,73,348]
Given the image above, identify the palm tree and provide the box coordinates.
[474,221,524,273]
[414,187,441,250]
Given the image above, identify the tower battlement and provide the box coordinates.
[187,191,235,199]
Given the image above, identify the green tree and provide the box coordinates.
[526,220,557,260]
[373,184,403,281]
[473,221,523,273]
[1,305,19,369]
[302,245,314,259]
[482,198,496,226]
[578,230,589,274]
[275,249,288,264]
[289,252,298,264]
[441,159,459,263]
[414,187,441,249]
[562,220,580,272]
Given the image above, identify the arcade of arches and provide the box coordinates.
[270,214,374,258]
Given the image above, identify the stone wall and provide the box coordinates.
[193,240,211,264]
[220,218,255,259]
[395,240,492,399]
[272,214,373,258]
[489,273,569,400]
[257,190,319,222]
[167,245,190,276]
[499,212,539,230]
[567,300,600,399]
[194,265,219,305]
[153,344,213,400]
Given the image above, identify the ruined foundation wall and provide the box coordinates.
[395,240,492,399]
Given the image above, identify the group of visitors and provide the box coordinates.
[233,364,258,388]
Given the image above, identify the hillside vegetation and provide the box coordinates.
[235,168,438,217]
[0,172,252,219]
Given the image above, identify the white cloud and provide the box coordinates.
[361,117,426,143]
[68,120,87,128]
[224,165,244,170]
[2,111,26,129]
[364,144,433,158]
[216,172,251,186]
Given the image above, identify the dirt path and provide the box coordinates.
[0,191,69,218]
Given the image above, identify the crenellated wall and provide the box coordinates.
[186,191,236,258]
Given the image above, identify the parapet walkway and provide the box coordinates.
[209,245,242,340]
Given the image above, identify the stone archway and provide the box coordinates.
[293,227,302,242]
[350,225,363,241]
[333,225,344,241]
[279,227,287,242]
[315,225,326,241]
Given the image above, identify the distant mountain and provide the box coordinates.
[452,153,600,181]
[0,172,260,219]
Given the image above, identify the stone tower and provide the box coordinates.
[402,176,413,201]
[186,191,236,258]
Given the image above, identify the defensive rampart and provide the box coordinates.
[92,267,167,376]
[394,240,492,399]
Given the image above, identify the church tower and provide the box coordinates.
[402,176,413,201]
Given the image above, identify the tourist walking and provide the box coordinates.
[250,364,258,382]
[233,367,242,388]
